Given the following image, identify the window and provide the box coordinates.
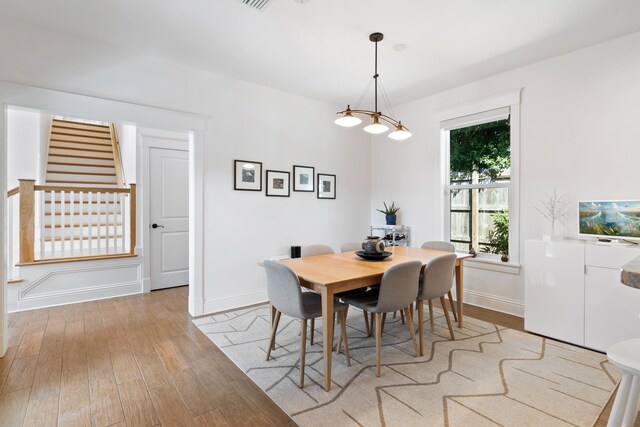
[443,107,514,259]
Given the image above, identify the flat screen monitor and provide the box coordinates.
[578,200,640,240]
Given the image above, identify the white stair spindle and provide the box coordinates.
[106,192,111,254]
[79,192,84,254]
[60,191,66,256]
[97,192,102,253]
[50,191,56,258]
[70,191,75,254]
[119,193,125,253]
[88,192,93,255]
[39,191,45,259]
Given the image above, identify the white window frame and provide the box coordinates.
[439,90,521,267]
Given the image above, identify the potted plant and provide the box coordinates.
[482,209,509,261]
[377,202,400,226]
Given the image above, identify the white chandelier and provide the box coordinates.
[335,32,411,141]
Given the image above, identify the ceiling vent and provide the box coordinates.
[239,0,272,11]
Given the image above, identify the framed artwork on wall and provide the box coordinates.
[317,173,336,199]
[266,170,291,197]
[234,160,262,191]
[293,165,315,192]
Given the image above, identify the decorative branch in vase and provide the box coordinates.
[535,189,570,239]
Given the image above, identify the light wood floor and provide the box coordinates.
[0,288,624,426]
[0,286,294,427]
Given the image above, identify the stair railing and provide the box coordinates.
[6,180,136,264]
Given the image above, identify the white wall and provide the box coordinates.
[116,123,137,184]
[6,108,45,188]
[0,19,371,313]
[371,31,640,316]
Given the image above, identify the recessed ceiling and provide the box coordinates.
[1,0,639,106]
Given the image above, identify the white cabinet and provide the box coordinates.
[525,239,640,352]
[524,240,585,346]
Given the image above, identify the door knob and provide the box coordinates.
[152,223,164,229]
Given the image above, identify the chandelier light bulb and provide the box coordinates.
[388,122,412,141]
[363,116,389,135]
[334,108,362,127]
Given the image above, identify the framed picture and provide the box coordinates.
[293,165,315,192]
[317,173,336,199]
[266,170,290,197]
[234,160,262,191]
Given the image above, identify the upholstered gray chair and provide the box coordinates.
[340,241,362,252]
[339,260,422,377]
[416,253,457,355]
[421,241,458,324]
[264,260,350,387]
[339,241,376,335]
[301,244,334,257]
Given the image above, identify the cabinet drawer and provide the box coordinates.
[585,245,640,269]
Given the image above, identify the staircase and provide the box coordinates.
[46,119,123,187]
[17,118,133,259]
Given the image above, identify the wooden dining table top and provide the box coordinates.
[278,245,472,288]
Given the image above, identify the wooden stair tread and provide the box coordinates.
[46,179,118,185]
[44,235,124,242]
[49,153,115,162]
[47,170,116,176]
[47,161,116,168]
[50,137,112,146]
[52,120,109,131]
[49,145,113,153]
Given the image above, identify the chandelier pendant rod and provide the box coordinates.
[374,36,379,114]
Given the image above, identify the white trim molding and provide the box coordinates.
[455,288,524,318]
[203,290,268,315]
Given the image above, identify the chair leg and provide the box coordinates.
[380,313,387,336]
[375,313,382,378]
[417,299,425,356]
[266,310,281,361]
[339,310,351,367]
[363,310,370,336]
[336,306,349,354]
[270,304,277,350]
[299,319,307,388]
[400,309,405,325]
[448,291,458,323]
[310,318,315,345]
[623,375,640,426]
[404,306,419,356]
[610,372,633,427]
[440,296,455,340]
[428,300,434,330]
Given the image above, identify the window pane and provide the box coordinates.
[450,187,508,254]
[449,118,511,185]
[478,187,509,255]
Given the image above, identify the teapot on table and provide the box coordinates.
[362,236,385,254]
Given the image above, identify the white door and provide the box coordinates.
[149,147,189,290]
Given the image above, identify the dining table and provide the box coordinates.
[278,245,473,391]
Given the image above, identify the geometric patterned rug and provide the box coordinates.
[194,304,620,427]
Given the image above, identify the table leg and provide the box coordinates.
[455,261,464,329]
[321,288,334,391]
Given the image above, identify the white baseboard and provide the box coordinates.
[203,290,268,315]
[12,281,142,312]
[457,289,524,318]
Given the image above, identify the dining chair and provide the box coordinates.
[264,260,350,387]
[421,241,459,324]
[300,244,335,343]
[301,244,334,257]
[339,260,422,377]
[340,241,362,252]
[339,241,376,335]
[416,253,457,356]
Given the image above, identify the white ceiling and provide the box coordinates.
[2,0,640,107]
